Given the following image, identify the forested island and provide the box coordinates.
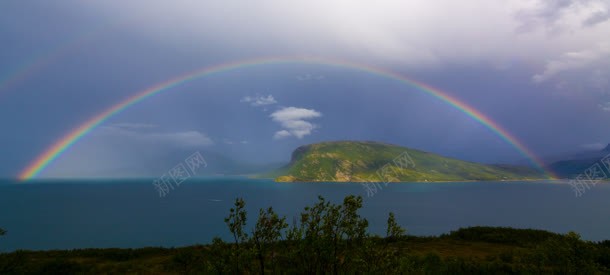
[268,141,547,182]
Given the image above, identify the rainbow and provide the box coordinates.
[18,56,557,180]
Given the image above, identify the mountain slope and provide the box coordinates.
[271,141,546,182]
[550,144,610,178]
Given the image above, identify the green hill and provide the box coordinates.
[270,141,546,182]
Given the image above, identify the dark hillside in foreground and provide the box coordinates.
[1,196,608,274]
[1,228,608,274]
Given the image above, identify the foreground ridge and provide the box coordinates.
[1,196,608,274]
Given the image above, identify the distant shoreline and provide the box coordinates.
[270,178,559,183]
[270,177,610,183]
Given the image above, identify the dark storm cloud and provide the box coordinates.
[515,0,610,32]
[583,10,610,26]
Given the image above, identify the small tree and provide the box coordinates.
[300,196,329,273]
[340,195,368,242]
[224,198,248,272]
[337,195,368,272]
[0,228,5,236]
[386,212,405,240]
[286,216,303,242]
[303,195,369,273]
[285,216,306,271]
[252,207,288,274]
[322,201,342,273]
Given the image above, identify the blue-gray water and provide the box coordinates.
[0,178,608,252]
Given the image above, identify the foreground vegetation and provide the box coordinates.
[270,141,547,182]
[1,196,609,274]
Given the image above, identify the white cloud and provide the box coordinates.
[99,124,213,147]
[515,0,610,32]
[270,107,322,121]
[223,139,250,145]
[273,130,293,140]
[240,95,322,140]
[240,94,277,107]
[223,139,234,145]
[532,42,610,83]
[270,107,322,139]
[598,102,610,112]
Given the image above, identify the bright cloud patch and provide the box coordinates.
[240,94,277,107]
[270,107,322,139]
[533,43,610,83]
[273,130,293,140]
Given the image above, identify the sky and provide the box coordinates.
[0,0,609,178]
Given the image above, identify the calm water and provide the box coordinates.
[0,178,608,252]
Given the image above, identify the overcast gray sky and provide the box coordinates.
[1,0,609,178]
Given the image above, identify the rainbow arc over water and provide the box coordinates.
[18,57,557,180]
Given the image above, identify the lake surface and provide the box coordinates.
[0,178,608,252]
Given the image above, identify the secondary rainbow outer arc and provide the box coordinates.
[18,57,557,180]
[0,20,123,97]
